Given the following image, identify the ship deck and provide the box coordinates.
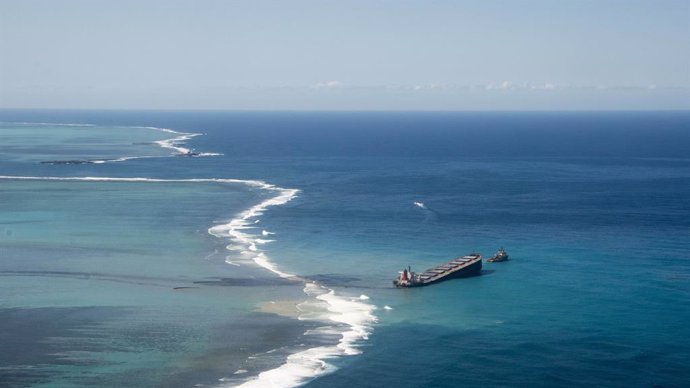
[412,254,482,286]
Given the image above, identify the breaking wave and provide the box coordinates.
[206,181,378,387]
[111,125,224,160]
[233,282,376,388]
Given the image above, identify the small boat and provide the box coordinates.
[487,247,509,262]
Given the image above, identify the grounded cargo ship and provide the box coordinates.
[393,253,482,288]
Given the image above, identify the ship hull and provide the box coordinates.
[394,255,482,288]
[423,258,482,285]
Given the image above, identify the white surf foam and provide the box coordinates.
[0,176,274,186]
[197,152,224,157]
[233,282,377,388]
[207,182,300,279]
[90,155,162,164]
[199,181,379,387]
[225,257,241,266]
[153,131,200,155]
[137,126,223,158]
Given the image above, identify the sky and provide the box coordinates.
[0,0,688,110]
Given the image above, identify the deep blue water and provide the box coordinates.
[1,110,689,387]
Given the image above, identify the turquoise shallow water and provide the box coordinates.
[0,121,318,387]
[0,177,314,387]
[1,111,689,387]
[0,122,173,163]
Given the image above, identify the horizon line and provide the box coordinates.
[1,107,689,113]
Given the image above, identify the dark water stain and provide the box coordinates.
[158,312,322,388]
[305,323,690,388]
[0,307,131,386]
[307,273,361,286]
[194,277,296,287]
[0,270,183,288]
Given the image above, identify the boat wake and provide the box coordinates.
[413,200,439,223]
[0,175,377,388]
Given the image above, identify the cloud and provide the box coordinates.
[412,83,453,91]
[485,80,514,90]
[529,83,556,91]
[313,80,344,89]
[485,81,566,91]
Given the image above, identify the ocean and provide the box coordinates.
[0,110,689,387]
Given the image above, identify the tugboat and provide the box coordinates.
[393,253,482,288]
[487,247,509,263]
